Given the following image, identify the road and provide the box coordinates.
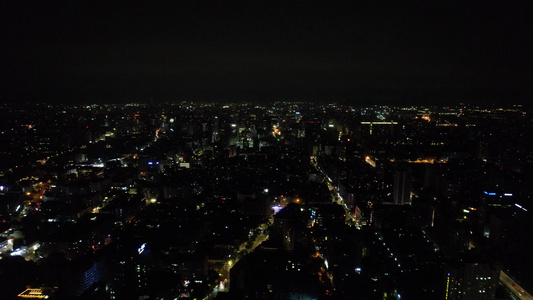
[203,222,270,299]
[310,156,359,228]
[500,271,533,300]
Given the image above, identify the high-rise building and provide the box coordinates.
[393,170,412,205]
[444,261,500,300]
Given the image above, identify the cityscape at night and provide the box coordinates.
[1,1,532,299]
[0,102,530,299]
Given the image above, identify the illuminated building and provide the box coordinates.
[17,288,54,299]
[444,259,499,300]
[393,170,411,205]
[360,121,398,136]
[71,257,109,296]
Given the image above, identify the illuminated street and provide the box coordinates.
[500,271,533,300]
[203,221,271,299]
[311,156,359,228]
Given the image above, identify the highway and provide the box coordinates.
[500,271,533,300]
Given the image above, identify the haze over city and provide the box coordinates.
[1,1,531,104]
[0,1,532,300]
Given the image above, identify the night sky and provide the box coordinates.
[1,1,531,105]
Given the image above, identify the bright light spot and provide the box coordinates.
[271,205,283,214]
[11,248,25,256]
[515,204,527,212]
[138,243,146,255]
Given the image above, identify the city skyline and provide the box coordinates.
[0,101,530,299]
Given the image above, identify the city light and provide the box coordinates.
[515,204,527,212]
[138,243,146,255]
[271,205,283,214]
[0,101,529,299]
[17,288,50,299]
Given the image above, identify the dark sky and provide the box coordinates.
[1,0,531,105]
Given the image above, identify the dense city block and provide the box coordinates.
[0,102,530,300]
